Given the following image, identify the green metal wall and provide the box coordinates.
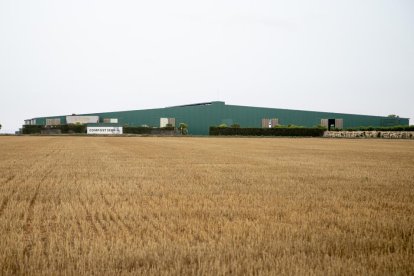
[30,101,410,135]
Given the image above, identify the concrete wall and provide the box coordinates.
[324,131,414,139]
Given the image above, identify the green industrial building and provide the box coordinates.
[24,101,409,135]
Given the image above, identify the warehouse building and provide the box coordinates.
[24,101,409,135]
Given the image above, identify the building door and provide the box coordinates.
[328,119,336,130]
[335,119,343,129]
[262,118,279,128]
[321,118,343,130]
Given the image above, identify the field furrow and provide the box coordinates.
[78,196,100,236]
[0,189,15,218]
[100,191,134,235]
[23,182,41,234]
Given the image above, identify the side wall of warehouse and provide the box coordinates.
[27,102,410,135]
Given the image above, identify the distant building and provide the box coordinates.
[24,101,409,135]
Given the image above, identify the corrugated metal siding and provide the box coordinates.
[29,102,410,135]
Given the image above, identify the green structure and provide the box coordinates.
[24,101,409,135]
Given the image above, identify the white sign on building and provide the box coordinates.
[87,127,123,135]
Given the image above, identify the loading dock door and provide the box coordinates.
[321,118,343,130]
[160,118,176,128]
[262,118,279,128]
[262,119,270,128]
[328,119,336,130]
[321,119,329,129]
[335,119,343,129]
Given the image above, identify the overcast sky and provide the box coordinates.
[1,0,413,133]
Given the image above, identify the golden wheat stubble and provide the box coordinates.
[0,136,413,275]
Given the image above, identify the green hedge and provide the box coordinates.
[22,125,43,134]
[123,126,175,134]
[22,125,177,135]
[22,124,87,134]
[209,127,325,137]
[123,126,152,134]
[60,124,87,133]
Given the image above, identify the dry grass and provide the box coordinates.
[0,136,413,275]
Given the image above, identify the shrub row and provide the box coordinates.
[22,124,87,134]
[22,125,43,134]
[23,125,177,135]
[123,126,152,134]
[123,126,175,134]
[61,124,87,133]
[209,127,325,137]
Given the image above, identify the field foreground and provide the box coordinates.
[0,137,413,275]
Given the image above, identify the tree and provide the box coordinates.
[230,123,240,128]
[218,123,227,128]
[388,114,399,118]
[179,123,188,135]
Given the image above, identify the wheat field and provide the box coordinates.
[0,136,413,275]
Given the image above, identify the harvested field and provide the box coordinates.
[0,136,413,275]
